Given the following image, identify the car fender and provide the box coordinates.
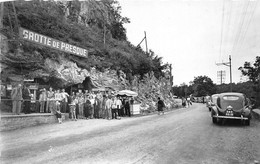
[211,106,218,116]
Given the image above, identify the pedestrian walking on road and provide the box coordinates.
[158,97,165,115]
[187,97,192,107]
[55,107,62,124]
[182,97,187,108]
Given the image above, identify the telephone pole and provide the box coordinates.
[137,31,148,54]
[216,55,232,92]
[170,64,173,87]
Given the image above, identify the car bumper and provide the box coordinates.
[212,115,249,120]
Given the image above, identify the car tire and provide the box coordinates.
[217,118,222,125]
[212,117,216,124]
[245,119,250,126]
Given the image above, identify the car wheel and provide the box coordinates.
[245,119,250,126]
[212,117,216,124]
[217,118,222,125]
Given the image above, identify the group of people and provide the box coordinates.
[37,88,134,123]
[67,90,134,122]
[181,96,192,108]
[10,84,135,123]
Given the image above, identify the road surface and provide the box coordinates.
[1,103,260,164]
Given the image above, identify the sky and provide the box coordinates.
[118,0,260,86]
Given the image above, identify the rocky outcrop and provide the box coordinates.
[44,57,90,86]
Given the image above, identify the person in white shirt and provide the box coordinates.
[105,95,113,120]
[89,95,95,119]
[55,89,62,112]
[46,87,55,113]
[69,97,78,121]
[61,89,69,113]
[111,96,118,119]
[115,96,122,118]
[39,88,47,113]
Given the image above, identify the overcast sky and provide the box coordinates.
[118,0,260,86]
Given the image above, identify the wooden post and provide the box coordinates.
[0,2,4,29]
[144,31,148,54]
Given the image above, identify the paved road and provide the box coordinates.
[1,103,260,164]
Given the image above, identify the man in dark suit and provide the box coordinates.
[22,84,31,114]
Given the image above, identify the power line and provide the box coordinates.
[223,0,233,56]
[231,0,250,55]
[219,0,225,61]
[239,0,258,51]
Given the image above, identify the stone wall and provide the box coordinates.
[0,113,68,131]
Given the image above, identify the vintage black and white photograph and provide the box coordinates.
[0,0,260,163]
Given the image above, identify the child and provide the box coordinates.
[56,106,62,124]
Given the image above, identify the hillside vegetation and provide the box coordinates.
[1,0,176,110]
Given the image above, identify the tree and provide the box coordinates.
[239,56,260,107]
[192,76,216,97]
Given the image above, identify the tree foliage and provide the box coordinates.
[239,56,260,83]
[192,76,216,97]
[239,56,260,107]
[1,0,168,83]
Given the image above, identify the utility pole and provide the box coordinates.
[216,55,232,92]
[169,64,173,87]
[0,2,3,29]
[144,31,148,54]
[137,31,148,54]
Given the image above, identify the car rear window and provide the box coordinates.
[223,96,239,101]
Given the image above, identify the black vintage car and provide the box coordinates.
[211,92,252,126]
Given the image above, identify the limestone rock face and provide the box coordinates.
[89,68,128,90]
[44,57,126,90]
[45,58,90,86]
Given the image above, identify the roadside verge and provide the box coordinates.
[252,109,260,121]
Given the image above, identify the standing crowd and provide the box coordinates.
[10,84,134,123]
[38,88,133,123]
[67,89,133,122]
